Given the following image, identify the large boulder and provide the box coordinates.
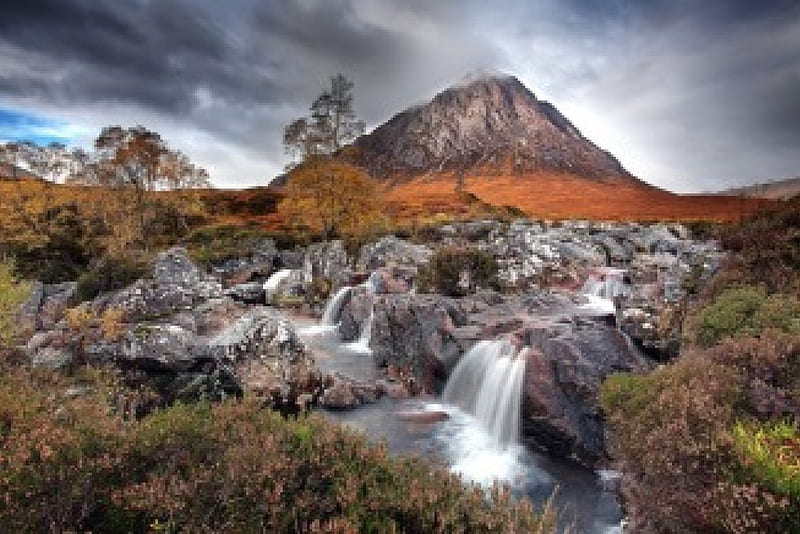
[338,292,466,392]
[102,247,223,321]
[521,316,650,467]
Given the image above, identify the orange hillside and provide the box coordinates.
[384,172,771,222]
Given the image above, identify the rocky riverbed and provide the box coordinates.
[18,218,721,530]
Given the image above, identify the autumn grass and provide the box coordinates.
[381,172,772,224]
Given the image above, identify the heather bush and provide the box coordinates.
[686,285,800,347]
[0,366,555,533]
[417,245,500,296]
[601,332,800,533]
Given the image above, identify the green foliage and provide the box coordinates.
[687,286,800,347]
[417,245,500,297]
[601,333,800,532]
[74,253,149,303]
[0,366,554,533]
[0,260,30,350]
[733,420,800,500]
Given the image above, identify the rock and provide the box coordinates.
[303,240,350,286]
[358,236,432,271]
[208,238,278,285]
[39,282,77,330]
[225,281,265,304]
[319,374,383,410]
[320,377,359,409]
[207,306,308,363]
[119,324,201,372]
[263,269,303,305]
[19,281,44,338]
[339,293,465,392]
[104,247,223,321]
[520,316,650,467]
[31,346,74,369]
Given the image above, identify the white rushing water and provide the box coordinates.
[320,285,352,326]
[263,269,294,304]
[346,306,374,353]
[580,267,627,316]
[442,339,527,448]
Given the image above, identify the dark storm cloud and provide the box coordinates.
[0,0,797,189]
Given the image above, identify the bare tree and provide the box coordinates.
[283,74,365,168]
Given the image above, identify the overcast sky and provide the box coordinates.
[1,0,798,192]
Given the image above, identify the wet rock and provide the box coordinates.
[263,269,304,305]
[208,238,278,285]
[225,281,265,304]
[319,373,383,409]
[304,240,350,286]
[339,293,465,392]
[521,316,650,468]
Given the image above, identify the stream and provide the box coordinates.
[292,315,623,533]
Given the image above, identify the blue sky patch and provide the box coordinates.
[0,107,78,146]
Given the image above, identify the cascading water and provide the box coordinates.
[320,286,353,326]
[347,306,374,353]
[580,267,627,315]
[263,269,294,304]
[442,339,527,448]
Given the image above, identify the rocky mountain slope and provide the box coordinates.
[353,74,637,183]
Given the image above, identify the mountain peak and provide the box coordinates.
[352,74,634,182]
[454,69,520,88]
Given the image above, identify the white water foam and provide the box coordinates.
[345,306,374,353]
[579,267,627,316]
[442,339,527,447]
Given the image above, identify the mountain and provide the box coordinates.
[717,176,800,200]
[273,73,770,222]
[352,74,637,184]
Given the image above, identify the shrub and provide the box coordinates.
[74,253,149,303]
[733,420,800,500]
[0,366,555,533]
[602,332,800,532]
[0,259,30,351]
[417,245,500,297]
[687,285,800,347]
[600,357,741,532]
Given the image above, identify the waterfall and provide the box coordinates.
[263,269,294,304]
[346,306,374,353]
[321,286,352,326]
[442,339,527,448]
[580,267,626,315]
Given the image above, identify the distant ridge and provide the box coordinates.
[716,176,800,200]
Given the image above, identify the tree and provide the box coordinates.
[283,74,365,168]
[279,75,380,239]
[78,125,210,248]
[278,157,382,239]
